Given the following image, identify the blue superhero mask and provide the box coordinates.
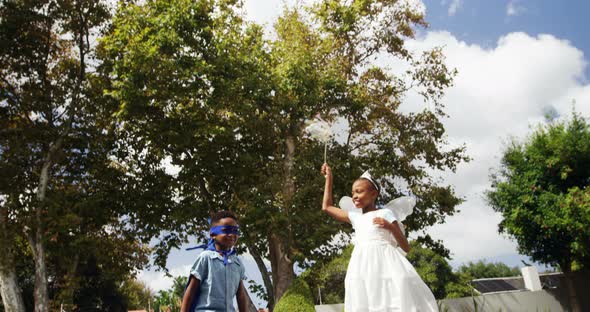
[186,225,240,266]
[210,225,240,236]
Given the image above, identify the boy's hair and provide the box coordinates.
[211,210,238,225]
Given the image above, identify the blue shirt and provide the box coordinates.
[190,250,246,312]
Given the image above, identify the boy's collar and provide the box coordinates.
[207,251,240,265]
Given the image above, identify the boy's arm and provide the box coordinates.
[180,276,200,312]
[236,280,249,312]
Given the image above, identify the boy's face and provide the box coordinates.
[211,217,239,250]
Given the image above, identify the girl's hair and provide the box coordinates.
[211,210,238,225]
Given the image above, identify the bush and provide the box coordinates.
[406,241,473,299]
[274,277,315,312]
[304,245,353,304]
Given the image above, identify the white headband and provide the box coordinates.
[360,171,380,194]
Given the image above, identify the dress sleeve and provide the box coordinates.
[348,211,360,228]
[381,209,398,223]
[190,253,208,281]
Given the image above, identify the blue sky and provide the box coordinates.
[425,0,589,77]
[140,0,590,306]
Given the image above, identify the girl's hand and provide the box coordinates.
[373,217,391,229]
[378,219,410,253]
[321,163,350,224]
[321,163,332,179]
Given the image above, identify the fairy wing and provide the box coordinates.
[339,196,364,224]
[338,196,357,214]
[382,196,416,222]
[383,196,416,257]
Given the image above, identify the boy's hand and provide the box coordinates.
[373,217,391,229]
[321,163,332,178]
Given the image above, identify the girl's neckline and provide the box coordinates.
[361,209,379,215]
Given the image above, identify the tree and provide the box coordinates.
[119,279,154,311]
[405,242,472,299]
[171,276,188,300]
[101,0,467,309]
[153,289,180,312]
[456,260,521,280]
[303,245,354,305]
[0,0,111,309]
[487,110,590,312]
[150,276,187,312]
[0,0,167,310]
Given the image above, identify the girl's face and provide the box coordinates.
[211,217,239,250]
[351,179,378,209]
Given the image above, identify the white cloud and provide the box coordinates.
[395,31,589,264]
[241,0,288,26]
[138,265,191,293]
[507,1,526,17]
[448,0,462,16]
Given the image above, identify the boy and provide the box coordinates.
[180,211,249,312]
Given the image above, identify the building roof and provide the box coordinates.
[471,272,563,294]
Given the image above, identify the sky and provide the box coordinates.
[139,0,590,306]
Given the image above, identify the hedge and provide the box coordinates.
[273,276,315,312]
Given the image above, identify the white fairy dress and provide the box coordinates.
[343,199,439,312]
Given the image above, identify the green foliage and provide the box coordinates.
[99,0,272,268]
[171,276,188,299]
[9,238,35,312]
[71,256,129,311]
[248,280,269,303]
[101,1,468,304]
[153,290,180,312]
[151,276,187,312]
[456,260,521,280]
[0,0,166,308]
[487,110,590,271]
[119,279,153,311]
[0,237,150,311]
[406,242,472,299]
[274,277,315,312]
[304,245,354,304]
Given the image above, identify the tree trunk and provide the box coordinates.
[268,133,297,306]
[282,135,296,208]
[32,233,49,312]
[25,210,49,312]
[0,205,26,312]
[245,291,259,312]
[0,269,25,312]
[268,234,295,308]
[29,144,61,312]
[248,246,275,311]
[562,263,581,312]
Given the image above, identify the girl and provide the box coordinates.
[321,163,438,312]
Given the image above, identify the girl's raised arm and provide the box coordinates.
[322,163,350,224]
